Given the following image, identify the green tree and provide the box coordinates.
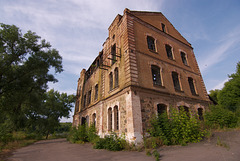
[27,89,75,139]
[0,23,63,130]
[218,62,240,112]
[209,89,220,104]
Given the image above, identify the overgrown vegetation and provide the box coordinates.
[148,107,205,146]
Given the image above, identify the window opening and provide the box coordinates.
[114,106,119,130]
[109,72,113,91]
[108,108,112,131]
[165,45,173,59]
[188,77,197,95]
[147,36,156,51]
[157,104,167,115]
[181,52,188,65]
[172,72,181,91]
[95,84,98,100]
[151,65,162,86]
[114,68,119,87]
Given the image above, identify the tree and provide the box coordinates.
[26,89,75,139]
[0,23,63,130]
[218,62,240,112]
[209,89,220,104]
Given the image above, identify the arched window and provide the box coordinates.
[108,108,112,131]
[114,106,119,130]
[157,104,167,115]
[188,77,197,95]
[92,113,96,126]
[111,44,116,65]
[198,108,204,121]
[180,52,188,65]
[151,65,162,86]
[86,115,89,126]
[165,44,173,59]
[81,117,86,125]
[147,36,156,51]
[114,68,119,87]
[178,106,190,118]
[172,72,181,91]
[109,72,113,91]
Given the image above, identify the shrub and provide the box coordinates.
[148,107,205,146]
[204,105,238,129]
[93,133,126,151]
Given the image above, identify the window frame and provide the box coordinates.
[172,72,181,91]
[188,77,197,95]
[180,51,188,66]
[94,84,98,100]
[151,65,162,86]
[147,36,156,52]
[114,67,119,88]
[109,72,113,91]
[165,44,174,60]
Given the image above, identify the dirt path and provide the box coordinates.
[7,130,240,161]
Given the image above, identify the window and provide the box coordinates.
[172,72,181,91]
[151,65,162,86]
[114,106,119,131]
[178,106,190,118]
[114,68,119,87]
[188,77,197,95]
[161,23,166,33]
[157,104,167,115]
[88,90,91,105]
[111,44,116,65]
[83,94,86,108]
[77,85,81,96]
[109,72,113,91]
[147,36,156,51]
[165,45,173,59]
[198,108,204,121]
[92,113,96,126]
[95,84,98,100]
[81,117,86,125]
[86,115,89,126]
[181,52,188,65]
[108,108,112,131]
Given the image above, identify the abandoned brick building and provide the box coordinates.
[73,8,210,143]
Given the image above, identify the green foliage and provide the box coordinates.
[148,107,205,146]
[209,89,220,103]
[204,105,238,129]
[67,124,98,143]
[0,23,64,133]
[93,133,126,151]
[218,62,240,112]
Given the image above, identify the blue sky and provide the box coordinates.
[1,0,240,122]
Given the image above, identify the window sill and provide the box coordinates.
[153,84,165,88]
[175,89,184,93]
[109,86,119,94]
[148,49,158,54]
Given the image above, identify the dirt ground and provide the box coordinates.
[5,129,240,161]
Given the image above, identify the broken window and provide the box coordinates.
[161,23,166,33]
[108,108,112,131]
[83,94,86,108]
[178,106,190,118]
[114,106,119,131]
[172,72,181,91]
[114,67,119,87]
[181,52,188,65]
[95,84,98,100]
[109,72,113,91]
[157,104,167,115]
[198,108,204,121]
[81,117,86,125]
[88,90,91,105]
[147,36,156,51]
[188,77,197,95]
[151,65,162,86]
[165,44,173,59]
[92,113,96,126]
[111,44,116,65]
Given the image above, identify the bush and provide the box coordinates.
[204,105,238,129]
[148,107,205,146]
[93,133,126,151]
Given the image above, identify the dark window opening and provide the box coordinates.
[108,108,112,131]
[151,65,162,86]
[161,23,166,33]
[172,72,181,91]
[114,68,119,87]
[92,113,96,126]
[157,104,167,115]
[109,72,113,91]
[165,45,173,59]
[181,52,188,65]
[147,36,156,51]
[198,108,204,121]
[188,77,197,95]
[83,95,86,108]
[111,44,116,65]
[95,84,98,100]
[81,117,86,125]
[178,106,190,118]
[88,90,91,105]
[114,106,119,130]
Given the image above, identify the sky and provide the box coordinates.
[1,0,240,122]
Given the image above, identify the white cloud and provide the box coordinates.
[211,78,229,91]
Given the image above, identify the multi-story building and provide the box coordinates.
[73,8,210,143]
